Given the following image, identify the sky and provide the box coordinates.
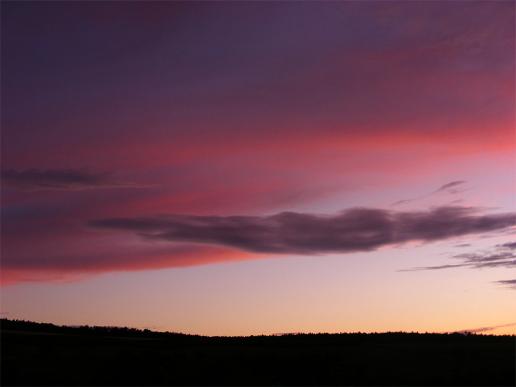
[1,1,515,336]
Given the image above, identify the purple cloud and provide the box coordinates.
[89,206,516,255]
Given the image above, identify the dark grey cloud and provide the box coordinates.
[89,206,516,255]
[497,241,516,250]
[455,322,516,334]
[495,279,516,289]
[402,260,516,272]
[474,260,516,269]
[392,180,467,206]
[454,251,516,264]
[1,169,143,191]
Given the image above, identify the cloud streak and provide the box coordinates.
[433,180,467,194]
[494,279,516,289]
[401,241,516,288]
[454,322,516,334]
[89,206,516,255]
[1,169,144,191]
[392,181,467,206]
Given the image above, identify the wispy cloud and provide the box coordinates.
[454,322,516,334]
[399,263,467,272]
[497,241,516,249]
[1,169,145,191]
[392,181,467,206]
[433,180,467,193]
[89,206,516,255]
[494,279,516,289]
[401,241,516,288]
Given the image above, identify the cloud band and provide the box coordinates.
[89,206,516,255]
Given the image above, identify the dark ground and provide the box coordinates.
[1,319,515,386]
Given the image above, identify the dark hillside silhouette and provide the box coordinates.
[1,319,515,386]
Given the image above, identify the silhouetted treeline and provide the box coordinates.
[1,318,191,339]
[2,319,515,386]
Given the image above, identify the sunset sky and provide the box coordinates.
[1,1,515,336]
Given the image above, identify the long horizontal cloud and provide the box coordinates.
[402,257,516,272]
[1,169,144,191]
[89,206,516,255]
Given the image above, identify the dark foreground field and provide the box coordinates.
[1,319,515,386]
